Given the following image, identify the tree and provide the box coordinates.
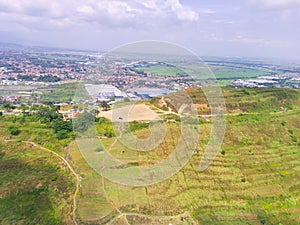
[37,107,61,123]
[52,119,73,139]
[91,109,99,116]
[100,101,110,111]
[8,125,20,135]
[73,111,95,133]
[3,103,16,111]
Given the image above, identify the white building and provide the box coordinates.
[85,84,127,101]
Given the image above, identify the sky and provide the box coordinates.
[0,0,300,60]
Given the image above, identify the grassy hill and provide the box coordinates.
[0,118,75,224]
[71,88,300,224]
[1,88,300,224]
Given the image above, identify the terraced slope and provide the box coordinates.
[1,88,299,224]
[69,88,300,224]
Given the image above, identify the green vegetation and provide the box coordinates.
[129,120,149,132]
[1,87,300,224]
[7,125,20,135]
[36,106,74,140]
[135,64,272,80]
[73,111,95,133]
[0,124,74,224]
[70,88,300,225]
[52,119,73,140]
[95,117,116,137]
[17,74,61,82]
[136,65,188,77]
[2,102,16,111]
[185,87,300,114]
[210,65,272,79]
[40,82,81,103]
[71,105,300,224]
[99,101,110,111]
[0,105,77,224]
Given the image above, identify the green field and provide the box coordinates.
[136,64,273,80]
[40,82,82,103]
[136,65,188,77]
[211,65,272,79]
[1,88,300,224]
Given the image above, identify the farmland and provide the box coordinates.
[135,65,188,77]
[135,63,273,80]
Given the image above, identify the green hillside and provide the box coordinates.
[1,88,300,224]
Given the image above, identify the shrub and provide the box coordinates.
[8,125,20,135]
[104,131,113,138]
[290,135,298,143]
[129,121,149,132]
[95,147,103,152]
[73,111,95,133]
[50,175,57,181]
[256,139,262,145]
[52,119,73,139]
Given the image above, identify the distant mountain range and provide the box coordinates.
[0,42,99,53]
[0,42,299,67]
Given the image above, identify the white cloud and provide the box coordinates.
[0,0,200,31]
[77,5,94,15]
[140,0,159,9]
[165,0,199,22]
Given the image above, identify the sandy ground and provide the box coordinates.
[98,104,159,122]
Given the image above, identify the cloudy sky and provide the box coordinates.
[0,0,300,60]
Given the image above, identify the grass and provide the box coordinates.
[210,65,273,80]
[186,87,300,114]
[136,64,273,80]
[1,87,300,224]
[0,115,75,224]
[136,65,187,77]
[0,141,74,224]
[66,88,300,224]
[40,82,85,103]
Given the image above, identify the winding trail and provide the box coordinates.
[107,211,197,225]
[3,139,80,225]
[100,137,131,225]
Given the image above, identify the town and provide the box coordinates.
[1,48,300,116]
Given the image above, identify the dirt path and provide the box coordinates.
[161,96,173,113]
[3,139,80,225]
[100,138,197,225]
[107,211,198,225]
[100,137,131,225]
